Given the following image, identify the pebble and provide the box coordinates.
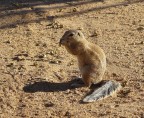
[115,104,119,107]
[47,22,64,29]
[13,56,25,61]
[90,32,98,37]
[38,54,46,58]
[110,105,115,108]
[5,40,11,44]
[6,63,14,67]
[112,73,118,77]
[77,27,83,30]
[49,60,56,64]
[67,62,74,66]
[74,89,81,95]
[44,102,54,107]
[73,8,77,12]
[65,111,72,117]
[42,43,47,47]
[58,9,63,12]
[49,60,61,64]
[140,41,143,44]
[33,62,38,66]
[137,26,144,31]
[120,88,131,97]
[66,89,71,93]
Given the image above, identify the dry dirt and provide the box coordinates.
[0,0,144,118]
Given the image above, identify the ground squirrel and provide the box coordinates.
[59,30,121,102]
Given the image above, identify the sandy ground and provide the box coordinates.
[0,0,144,117]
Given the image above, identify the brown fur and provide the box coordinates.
[59,30,106,87]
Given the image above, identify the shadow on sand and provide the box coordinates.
[23,77,104,94]
[0,0,143,29]
[23,78,83,93]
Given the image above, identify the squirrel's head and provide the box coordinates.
[59,30,85,47]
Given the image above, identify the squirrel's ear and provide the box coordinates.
[69,31,75,37]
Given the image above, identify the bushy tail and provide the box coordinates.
[83,81,121,103]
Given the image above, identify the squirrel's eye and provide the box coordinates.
[69,33,74,37]
[78,32,80,36]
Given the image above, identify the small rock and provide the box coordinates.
[112,73,118,77]
[106,110,111,114]
[74,89,81,95]
[35,43,40,46]
[124,53,129,56]
[5,40,11,44]
[59,9,63,12]
[47,16,55,20]
[65,111,71,117]
[42,43,47,47]
[54,72,63,80]
[90,32,98,37]
[55,61,59,64]
[6,63,14,67]
[50,51,54,55]
[44,102,54,107]
[18,65,25,70]
[20,104,26,107]
[137,26,144,31]
[59,24,63,28]
[58,60,62,64]
[99,104,103,107]
[121,80,128,87]
[77,27,83,30]
[33,62,38,66]
[38,54,46,58]
[120,88,131,97]
[134,83,141,89]
[13,56,25,61]
[16,53,28,57]
[67,62,74,66]
[110,105,115,108]
[49,60,55,64]
[132,21,136,25]
[115,104,119,107]
[35,113,39,116]
[47,22,63,29]
[65,89,71,94]
[47,51,54,55]
[140,41,144,44]
[73,8,77,12]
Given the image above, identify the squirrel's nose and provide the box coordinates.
[59,38,65,46]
